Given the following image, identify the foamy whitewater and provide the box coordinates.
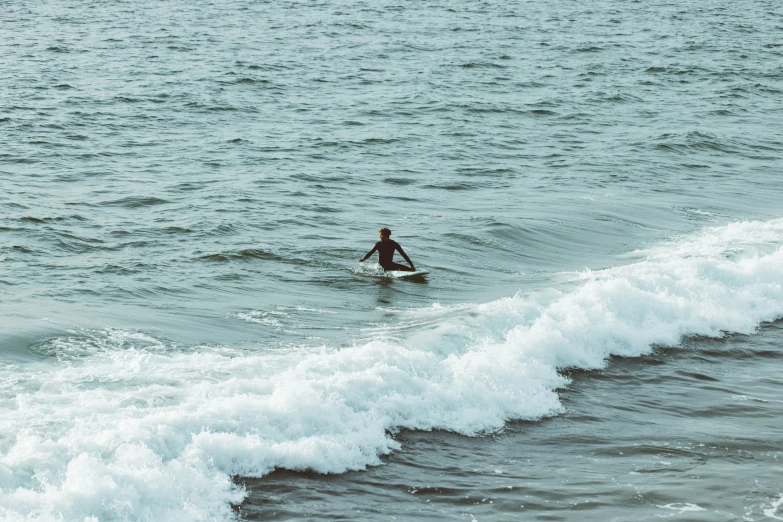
[3,0,783,518]
[3,219,783,521]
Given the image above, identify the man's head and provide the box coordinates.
[378,227,391,239]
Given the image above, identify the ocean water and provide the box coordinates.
[1,0,783,520]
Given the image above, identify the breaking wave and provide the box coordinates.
[2,218,783,521]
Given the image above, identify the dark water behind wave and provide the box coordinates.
[240,324,783,521]
[1,0,783,520]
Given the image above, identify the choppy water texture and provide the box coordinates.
[1,0,783,520]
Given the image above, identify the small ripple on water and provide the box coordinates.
[102,196,170,208]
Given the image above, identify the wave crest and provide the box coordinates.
[2,219,783,521]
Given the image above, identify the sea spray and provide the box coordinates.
[2,218,783,521]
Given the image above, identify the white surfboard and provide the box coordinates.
[386,269,429,279]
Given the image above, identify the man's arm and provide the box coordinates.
[395,243,415,269]
[359,244,378,262]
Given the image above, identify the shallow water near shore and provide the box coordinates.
[2,0,783,520]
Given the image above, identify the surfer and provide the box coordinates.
[359,227,416,272]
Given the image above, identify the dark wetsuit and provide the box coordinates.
[361,239,414,271]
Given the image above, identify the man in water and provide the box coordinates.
[359,227,416,272]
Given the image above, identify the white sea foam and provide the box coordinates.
[2,218,783,521]
[236,306,339,334]
[657,503,707,515]
[765,494,783,521]
[236,309,286,328]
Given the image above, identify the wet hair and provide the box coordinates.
[378,227,391,237]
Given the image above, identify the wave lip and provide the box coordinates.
[2,219,783,521]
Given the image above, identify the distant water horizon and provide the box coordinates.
[2,0,782,520]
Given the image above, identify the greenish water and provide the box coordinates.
[1,0,782,520]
